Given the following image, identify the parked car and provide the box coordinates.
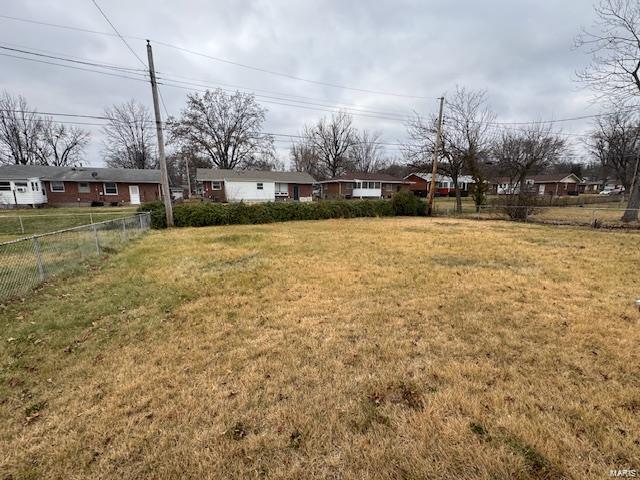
[599,188,624,195]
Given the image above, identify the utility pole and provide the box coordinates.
[184,155,191,199]
[146,40,174,227]
[426,96,445,216]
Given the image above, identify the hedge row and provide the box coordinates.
[139,192,426,229]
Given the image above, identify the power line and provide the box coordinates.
[0,51,150,83]
[150,40,432,100]
[154,69,411,117]
[0,45,411,123]
[0,13,430,100]
[4,12,632,126]
[156,76,410,120]
[158,80,408,122]
[0,41,146,73]
[89,0,147,68]
[0,44,146,75]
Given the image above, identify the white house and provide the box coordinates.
[197,169,316,203]
[0,176,47,207]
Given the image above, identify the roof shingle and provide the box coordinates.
[0,165,161,183]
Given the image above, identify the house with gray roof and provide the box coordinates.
[0,164,163,207]
[317,172,411,200]
[196,168,316,203]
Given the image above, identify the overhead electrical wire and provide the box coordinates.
[2,13,632,130]
[0,51,150,83]
[0,13,431,100]
[89,0,147,68]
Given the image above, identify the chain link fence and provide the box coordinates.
[0,212,151,302]
[0,211,136,238]
[432,204,640,228]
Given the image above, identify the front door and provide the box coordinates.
[129,185,141,205]
[293,184,300,201]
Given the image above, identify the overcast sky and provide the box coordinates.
[1,0,601,167]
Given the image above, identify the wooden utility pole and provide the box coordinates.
[184,156,191,199]
[146,40,174,227]
[426,96,445,216]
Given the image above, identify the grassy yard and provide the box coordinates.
[1,218,639,479]
[0,206,137,242]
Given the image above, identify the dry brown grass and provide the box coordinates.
[1,217,639,479]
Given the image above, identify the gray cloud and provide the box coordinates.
[1,0,602,165]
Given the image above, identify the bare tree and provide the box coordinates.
[586,111,640,222]
[0,92,42,165]
[168,89,274,170]
[102,100,157,169]
[576,0,640,221]
[290,140,318,172]
[303,112,357,179]
[405,111,467,212]
[576,0,640,103]
[587,110,640,191]
[35,118,89,166]
[493,124,565,218]
[445,87,496,212]
[349,130,386,173]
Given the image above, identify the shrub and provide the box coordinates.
[391,191,426,216]
[137,201,167,229]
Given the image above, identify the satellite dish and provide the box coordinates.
[91,172,98,178]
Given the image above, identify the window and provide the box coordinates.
[30,181,40,191]
[212,181,222,190]
[275,183,288,195]
[374,182,381,188]
[78,182,90,193]
[104,182,118,195]
[354,182,361,189]
[0,181,10,191]
[50,181,65,192]
[257,182,263,190]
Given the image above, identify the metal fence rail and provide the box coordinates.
[0,213,151,302]
[0,211,135,236]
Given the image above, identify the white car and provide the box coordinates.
[599,188,624,195]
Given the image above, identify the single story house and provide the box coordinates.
[577,180,602,194]
[404,172,475,197]
[318,172,410,200]
[0,164,163,208]
[196,169,315,203]
[489,173,581,196]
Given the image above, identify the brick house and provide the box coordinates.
[318,172,410,200]
[488,173,581,196]
[404,172,475,197]
[196,169,315,202]
[0,165,163,207]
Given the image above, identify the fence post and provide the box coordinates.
[122,217,128,241]
[19,215,24,234]
[139,214,144,230]
[92,224,100,254]
[524,207,528,223]
[89,212,94,224]
[31,237,45,282]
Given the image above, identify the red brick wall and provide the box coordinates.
[287,183,313,199]
[406,174,428,195]
[202,181,226,202]
[44,181,161,206]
